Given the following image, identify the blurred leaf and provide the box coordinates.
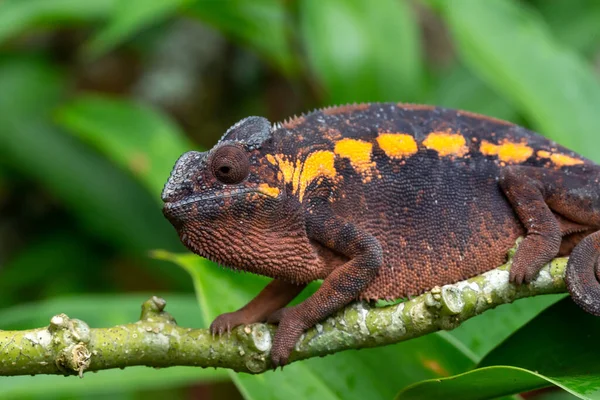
[1,368,219,400]
[0,0,114,45]
[0,232,105,305]
[56,94,193,198]
[187,0,296,74]
[86,0,193,58]
[152,252,270,327]
[299,0,423,104]
[440,0,600,161]
[0,293,201,330]
[159,252,476,400]
[0,55,189,286]
[531,0,600,58]
[431,64,520,123]
[398,298,600,399]
[0,294,227,398]
[448,294,565,359]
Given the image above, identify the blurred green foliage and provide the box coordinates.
[0,0,599,399]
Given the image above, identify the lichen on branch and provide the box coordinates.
[0,254,568,376]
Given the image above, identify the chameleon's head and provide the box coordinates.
[161,117,315,278]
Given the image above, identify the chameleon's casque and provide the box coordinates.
[162,103,600,366]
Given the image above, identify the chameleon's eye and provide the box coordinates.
[211,145,250,184]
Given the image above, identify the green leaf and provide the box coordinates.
[0,232,105,305]
[233,333,474,400]
[152,251,271,327]
[187,0,296,74]
[0,0,114,45]
[56,94,193,198]
[159,252,476,400]
[448,294,565,359]
[0,294,203,334]
[0,367,222,400]
[398,298,600,399]
[299,0,424,104]
[0,55,188,286]
[0,294,227,398]
[480,298,600,397]
[86,0,193,57]
[431,64,519,124]
[397,366,551,400]
[531,0,600,59]
[440,0,600,162]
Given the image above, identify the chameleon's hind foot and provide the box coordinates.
[509,234,561,284]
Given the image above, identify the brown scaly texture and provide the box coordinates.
[162,103,600,366]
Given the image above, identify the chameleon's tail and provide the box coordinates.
[565,230,600,316]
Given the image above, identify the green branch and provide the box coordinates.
[0,254,568,376]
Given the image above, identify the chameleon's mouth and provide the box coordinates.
[163,188,265,208]
[162,187,276,225]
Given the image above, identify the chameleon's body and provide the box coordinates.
[162,103,600,366]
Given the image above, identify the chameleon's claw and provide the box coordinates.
[270,352,290,369]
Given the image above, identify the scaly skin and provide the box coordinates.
[162,103,600,366]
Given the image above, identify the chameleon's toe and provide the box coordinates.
[269,309,306,367]
[509,263,529,285]
[209,312,244,337]
[510,259,548,285]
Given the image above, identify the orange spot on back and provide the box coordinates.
[423,131,468,157]
[536,150,552,159]
[298,151,336,201]
[266,151,336,201]
[334,138,375,179]
[258,184,280,198]
[480,140,533,163]
[376,133,418,159]
[553,154,585,166]
[266,154,301,191]
[537,150,585,167]
[265,154,276,164]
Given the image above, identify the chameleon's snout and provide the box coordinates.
[161,150,207,203]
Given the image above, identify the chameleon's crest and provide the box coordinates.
[219,116,272,149]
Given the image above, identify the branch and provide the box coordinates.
[0,252,568,376]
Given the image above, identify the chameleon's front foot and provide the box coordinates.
[268,306,307,367]
[210,311,253,336]
[209,279,308,338]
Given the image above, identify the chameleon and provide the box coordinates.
[161,103,600,366]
